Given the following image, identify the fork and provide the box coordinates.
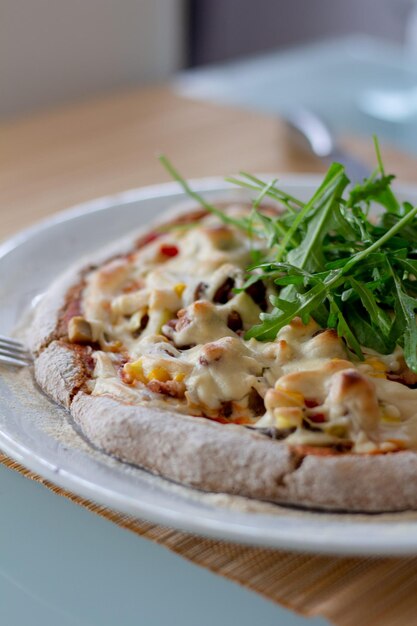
[0,335,32,367]
[284,107,370,184]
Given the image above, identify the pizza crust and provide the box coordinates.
[28,267,85,354]
[34,340,88,408]
[283,452,417,512]
[71,392,296,501]
[29,202,417,513]
[67,392,417,512]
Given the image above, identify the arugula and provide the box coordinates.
[159,140,417,372]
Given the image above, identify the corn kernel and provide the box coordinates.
[365,356,388,378]
[275,415,293,430]
[274,386,304,406]
[124,359,145,383]
[381,410,402,423]
[174,283,186,297]
[174,372,185,382]
[367,358,386,371]
[326,423,347,438]
[273,407,303,429]
[103,340,122,353]
[148,367,170,382]
[365,357,387,378]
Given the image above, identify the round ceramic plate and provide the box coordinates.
[2,175,417,557]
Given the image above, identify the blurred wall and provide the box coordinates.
[0,0,185,120]
[189,0,409,65]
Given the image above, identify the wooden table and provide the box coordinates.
[2,85,417,241]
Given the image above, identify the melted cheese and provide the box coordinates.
[75,208,417,452]
[185,337,265,409]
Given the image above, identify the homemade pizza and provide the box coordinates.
[28,151,417,512]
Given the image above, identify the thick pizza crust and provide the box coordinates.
[283,452,417,512]
[29,202,417,513]
[71,392,296,500]
[34,341,88,408]
[28,266,85,354]
[68,393,417,512]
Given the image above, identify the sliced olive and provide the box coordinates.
[219,401,233,418]
[213,277,235,304]
[245,280,267,311]
[247,388,265,416]
[194,281,208,301]
[227,310,243,332]
[132,313,149,338]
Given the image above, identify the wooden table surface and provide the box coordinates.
[1,84,417,241]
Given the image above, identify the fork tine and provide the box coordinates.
[0,340,30,357]
[0,335,32,367]
[0,346,32,362]
[0,353,31,367]
[0,334,26,349]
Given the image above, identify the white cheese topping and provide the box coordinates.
[72,208,417,453]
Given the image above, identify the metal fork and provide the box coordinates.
[0,335,32,367]
[284,108,370,184]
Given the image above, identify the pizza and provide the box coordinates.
[28,156,417,513]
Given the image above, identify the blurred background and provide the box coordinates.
[188,0,412,65]
[4,0,417,154]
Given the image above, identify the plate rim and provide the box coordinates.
[3,173,417,556]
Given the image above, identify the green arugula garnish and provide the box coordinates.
[159,140,417,372]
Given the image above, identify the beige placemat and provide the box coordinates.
[2,452,417,626]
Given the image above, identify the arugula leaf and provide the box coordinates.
[246,271,343,341]
[278,163,348,264]
[329,298,364,359]
[158,155,250,231]
[286,178,346,272]
[348,174,398,213]
[397,257,417,278]
[160,140,417,372]
[348,277,391,337]
[249,207,289,249]
[391,271,417,372]
[344,304,392,355]
[225,172,304,212]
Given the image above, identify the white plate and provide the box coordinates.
[2,175,417,557]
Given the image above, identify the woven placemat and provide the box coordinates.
[2,452,417,625]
